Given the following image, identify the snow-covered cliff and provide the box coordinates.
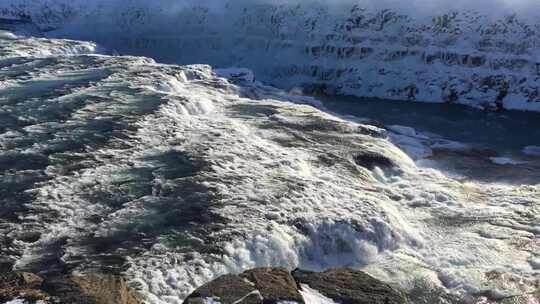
[2,1,540,111]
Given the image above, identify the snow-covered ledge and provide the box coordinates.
[2,1,540,111]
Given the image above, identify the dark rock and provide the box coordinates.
[183,274,259,304]
[353,151,395,170]
[292,268,407,304]
[185,268,407,304]
[15,231,42,243]
[0,272,48,303]
[0,272,142,304]
[356,125,388,138]
[241,268,303,303]
[184,268,303,304]
[0,256,15,272]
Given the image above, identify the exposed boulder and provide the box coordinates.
[184,268,407,304]
[0,272,47,303]
[183,274,260,304]
[184,267,303,304]
[0,272,142,304]
[241,268,303,303]
[44,274,142,304]
[292,268,407,304]
[353,151,395,170]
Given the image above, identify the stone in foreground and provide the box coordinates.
[183,267,407,304]
[0,272,142,304]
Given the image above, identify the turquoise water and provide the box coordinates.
[320,96,540,154]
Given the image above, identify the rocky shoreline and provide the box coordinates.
[184,268,407,304]
[3,268,538,304]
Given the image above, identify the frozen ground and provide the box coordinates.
[0,33,538,304]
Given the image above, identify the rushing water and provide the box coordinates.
[1,32,539,304]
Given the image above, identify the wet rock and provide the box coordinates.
[14,230,42,243]
[292,268,407,304]
[0,272,48,303]
[185,268,407,304]
[353,151,395,170]
[184,267,303,304]
[0,256,15,272]
[241,268,303,303]
[357,124,388,138]
[43,273,142,304]
[0,272,142,304]
[183,274,259,304]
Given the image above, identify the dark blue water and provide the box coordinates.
[320,96,540,154]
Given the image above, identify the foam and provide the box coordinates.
[0,30,18,39]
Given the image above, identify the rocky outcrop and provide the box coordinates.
[0,272,48,303]
[0,272,142,304]
[0,16,40,35]
[184,267,303,304]
[184,268,407,304]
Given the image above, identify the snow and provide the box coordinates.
[2,1,540,111]
[202,298,221,304]
[298,284,338,304]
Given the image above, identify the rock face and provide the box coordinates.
[0,16,40,35]
[1,1,540,111]
[184,268,407,304]
[0,272,142,304]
